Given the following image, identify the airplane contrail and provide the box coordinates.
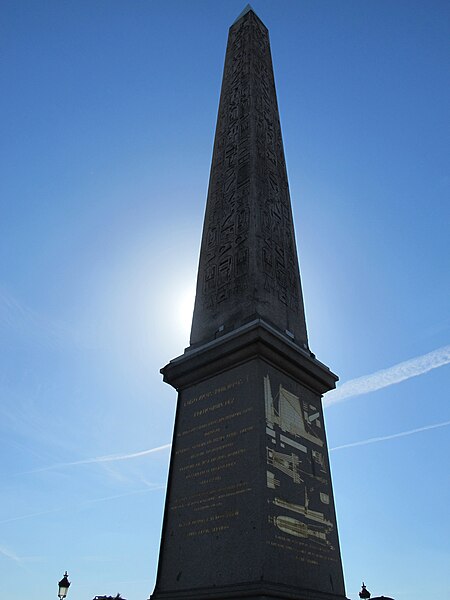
[330,420,450,451]
[26,443,171,474]
[324,344,450,406]
[0,545,22,564]
[24,346,449,474]
[0,485,165,525]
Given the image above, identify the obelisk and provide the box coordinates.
[151,7,348,600]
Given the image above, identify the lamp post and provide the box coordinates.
[58,572,71,599]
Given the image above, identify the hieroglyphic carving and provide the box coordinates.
[191,10,307,345]
[251,18,300,313]
[199,19,252,312]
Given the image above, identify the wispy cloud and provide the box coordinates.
[324,345,450,407]
[0,285,83,349]
[0,506,66,526]
[0,285,100,350]
[330,420,450,451]
[26,443,171,474]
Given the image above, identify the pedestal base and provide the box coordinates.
[151,580,349,600]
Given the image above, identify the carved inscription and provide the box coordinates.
[166,366,258,544]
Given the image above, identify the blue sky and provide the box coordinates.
[1,1,449,599]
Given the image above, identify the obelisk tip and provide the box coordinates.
[232,4,256,25]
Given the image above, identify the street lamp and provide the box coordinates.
[58,572,71,599]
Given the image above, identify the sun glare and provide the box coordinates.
[176,285,196,339]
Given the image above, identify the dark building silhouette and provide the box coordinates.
[359,582,371,599]
[359,580,395,599]
[151,6,348,600]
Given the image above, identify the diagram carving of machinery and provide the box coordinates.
[266,448,303,484]
[273,489,333,527]
[269,515,333,548]
[264,375,324,447]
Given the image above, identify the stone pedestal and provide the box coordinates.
[151,322,346,600]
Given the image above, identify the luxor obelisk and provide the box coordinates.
[151,7,348,600]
